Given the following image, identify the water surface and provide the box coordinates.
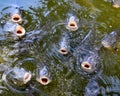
[0,0,120,96]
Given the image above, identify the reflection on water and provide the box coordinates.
[0,0,120,96]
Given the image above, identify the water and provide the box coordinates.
[0,0,120,96]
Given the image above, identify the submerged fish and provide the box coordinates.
[0,64,9,72]
[104,0,120,8]
[1,66,32,94]
[101,30,120,50]
[84,79,100,96]
[112,0,120,8]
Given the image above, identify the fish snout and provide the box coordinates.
[66,20,78,31]
[101,41,111,49]
[36,76,51,85]
[59,47,68,55]
[11,13,22,23]
[81,62,92,71]
[23,72,32,84]
[15,25,25,37]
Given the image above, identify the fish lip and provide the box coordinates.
[81,61,96,73]
[81,61,92,70]
[66,21,78,31]
[11,13,22,23]
[101,41,111,48]
[23,72,32,84]
[15,25,25,37]
[112,4,120,8]
[36,76,51,85]
[58,48,68,55]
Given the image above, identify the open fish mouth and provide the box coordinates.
[81,61,92,72]
[36,76,51,85]
[59,48,68,55]
[66,21,78,31]
[15,25,26,37]
[81,62,92,70]
[11,13,22,23]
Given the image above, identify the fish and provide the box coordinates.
[58,32,70,55]
[84,79,100,96]
[1,4,22,23]
[36,65,51,85]
[74,30,101,74]
[101,30,120,50]
[7,67,32,85]
[65,12,79,32]
[112,0,120,8]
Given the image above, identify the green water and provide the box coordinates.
[0,0,120,96]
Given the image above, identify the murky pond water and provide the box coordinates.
[0,0,120,96]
